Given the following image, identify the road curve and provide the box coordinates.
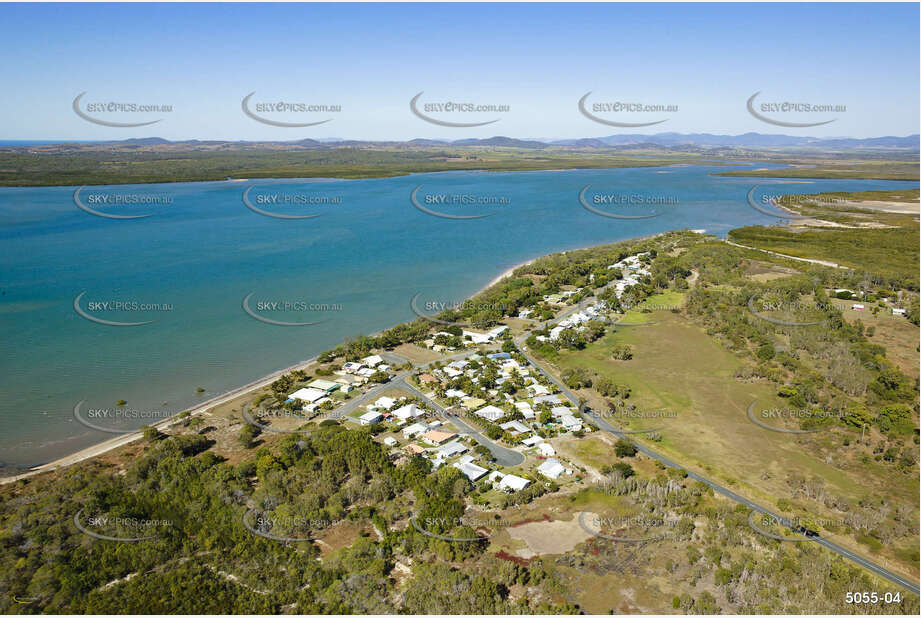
[514,339,918,595]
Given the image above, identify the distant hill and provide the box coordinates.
[18,133,921,152]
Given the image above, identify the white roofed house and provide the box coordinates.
[499,420,531,435]
[374,396,397,410]
[550,406,571,418]
[363,354,384,367]
[435,440,469,460]
[537,458,566,479]
[342,361,366,374]
[402,422,429,439]
[453,461,489,481]
[522,435,544,447]
[289,387,328,404]
[382,436,398,447]
[537,442,556,457]
[498,474,531,492]
[392,403,425,421]
[359,411,383,425]
[474,405,506,422]
[560,414,582,432]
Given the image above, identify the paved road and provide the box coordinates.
[513,336,919,595]
[330,351,524,467]
[397,378,525,467]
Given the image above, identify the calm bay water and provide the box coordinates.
[0,164,915,466]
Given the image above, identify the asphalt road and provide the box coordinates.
[397,378,525,467]
[513,335,919,595]
[332,351,525,467]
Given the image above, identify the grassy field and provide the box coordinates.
[714,159,919,181]
[548,304,919,578]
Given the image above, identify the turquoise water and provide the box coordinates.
[1,164,916,466]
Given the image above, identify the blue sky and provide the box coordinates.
[1,2,918,140]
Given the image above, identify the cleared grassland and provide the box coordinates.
[548,306,919,579]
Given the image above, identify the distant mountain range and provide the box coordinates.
[8,133,918,151]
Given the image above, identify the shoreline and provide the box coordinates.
[2,228,703,485]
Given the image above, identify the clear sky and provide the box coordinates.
[1,2,918,141]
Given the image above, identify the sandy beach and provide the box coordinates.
[3,231,680,485]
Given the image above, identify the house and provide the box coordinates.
[462,397,487,411]
[363,354,384,367]
[487,470,506,483]
[499,420,530,435]
[338,383,354,394]
[392,403,424,421]
[435,441,468,459]
[475,405,506,422]
[308,379,339,392]
[537,442,556,457]
[498,474,531,492]
[382,436,398,447]
[404,444,426,455]
[560,414,582,431]
[522,435,544,447]
[550,406,571,418]
[533,394,562,406]
[374,396,397,409]
[289,387,328,403]
[462,330,492,345]
[403,422,429,439]
[359,411,383,425]
[488,352,511,360]
[453,461,489,481]
[418,373,439,385]
[445,388,468,399]
[342,361,365,373]
[422,430,457,445]
[487,325,509,339]
[537,458,566,479]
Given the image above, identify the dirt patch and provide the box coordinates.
[506,511,594,556]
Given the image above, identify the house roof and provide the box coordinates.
[453,461,488,481]
[422,430,457,444]
[498,474,530,491]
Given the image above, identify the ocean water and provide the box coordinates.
[0,164,916,466]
